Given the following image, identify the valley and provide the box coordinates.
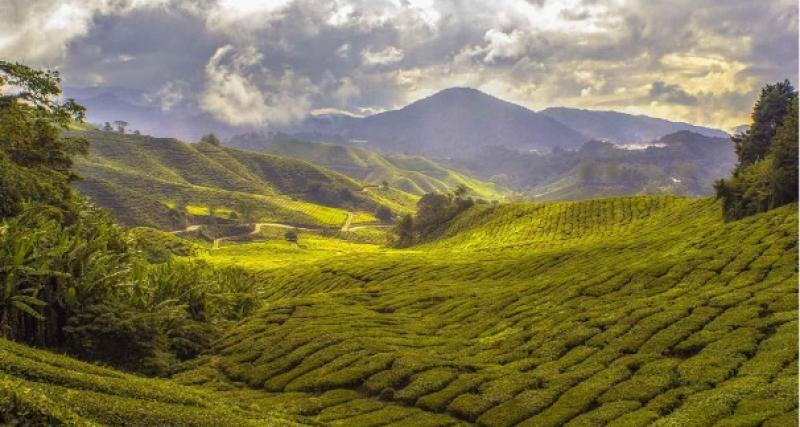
[3,196,797,426]
[0,16,797,424]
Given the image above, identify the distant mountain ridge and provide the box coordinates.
[290,87,589,158]
[540,107,728,144]
[65,85,730,158]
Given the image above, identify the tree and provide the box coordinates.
[732,80,795,171]
[284,228,299,243]
[0,61,88,217]
[393,214,414,247]
[133,129,141,135]
[200,133,221,146]
[716,81,798,220]
[380,180,390,191]
[103,122,113,131]
[113,120,128,133]
[375,205,393,223]
[767,98,798,207]
[453,184,469,198]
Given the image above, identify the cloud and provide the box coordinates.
[0,0,168,65]
[483,29,530,63]
[362,46,405,66]
[2,0,796,132]
[145,80,190,112]
[649,81,698,105]
[199,45,316,127]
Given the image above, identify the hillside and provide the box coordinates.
[453,131,735,198]
[290,88,588,157]
[226,135,509,199]
[70,130,418,229]
[0,338,311,425]
[171,196,797,426]
[540,107,729,144]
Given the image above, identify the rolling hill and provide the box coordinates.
[2,194,796,425]
[0,337,311,425]
[540,107,729,144]
[164,196,797,426]
[290,87,589,157]
[69,130,419,230]
[226,135,509,199]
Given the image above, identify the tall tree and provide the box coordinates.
[716,81,798,220]
[768,98,798,207]
[732,80,796,171]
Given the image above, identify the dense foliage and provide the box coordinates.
[716,81,798,220]
[0,62,265,376]
[393,189,474,247]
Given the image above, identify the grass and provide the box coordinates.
[240,137,509,200]
[198,233,384,270]
[0,338,312,426]
[69,130,417,229]
[5,195,795,425]
[172,196,797,426]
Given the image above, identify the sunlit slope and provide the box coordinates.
[180,197,798,426]
[70,130,416,228]
[0,338,311,426]
[74,161,349,228]
[241,138,508,199]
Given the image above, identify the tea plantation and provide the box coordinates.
[170,196,798,426]
[2,196,796,425]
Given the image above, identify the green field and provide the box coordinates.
[0,338,312,426]
[229,137,509,200]
[1,195,796,425]
[170,196,796,426]
[69,130,414,230]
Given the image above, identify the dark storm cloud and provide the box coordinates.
[0,0,796,131]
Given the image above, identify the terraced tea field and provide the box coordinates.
[0,338,311,425]
[70,130,415,229]
[177,196,797,426]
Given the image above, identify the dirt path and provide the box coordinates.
[171,224,201,234]
[346,224,393,231]
[212,222,321,249]
[341,212,355,232]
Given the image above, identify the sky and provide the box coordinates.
[1,0,797,133]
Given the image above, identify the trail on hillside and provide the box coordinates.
[212,223,320,249]
[173,215,393,249]
[340,212,354,232]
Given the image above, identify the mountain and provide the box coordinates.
[226,133,509,199]
[540,107,729,144]
[452,130,735,199]
[70,130,418,229]
[290,87,589,157]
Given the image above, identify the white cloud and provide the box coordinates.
[362,46,405,66]
[483,29,530,63]
[0,0,167,64]
[145,80,190,112]
[2,0,795,132]
[199,45,316,127]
